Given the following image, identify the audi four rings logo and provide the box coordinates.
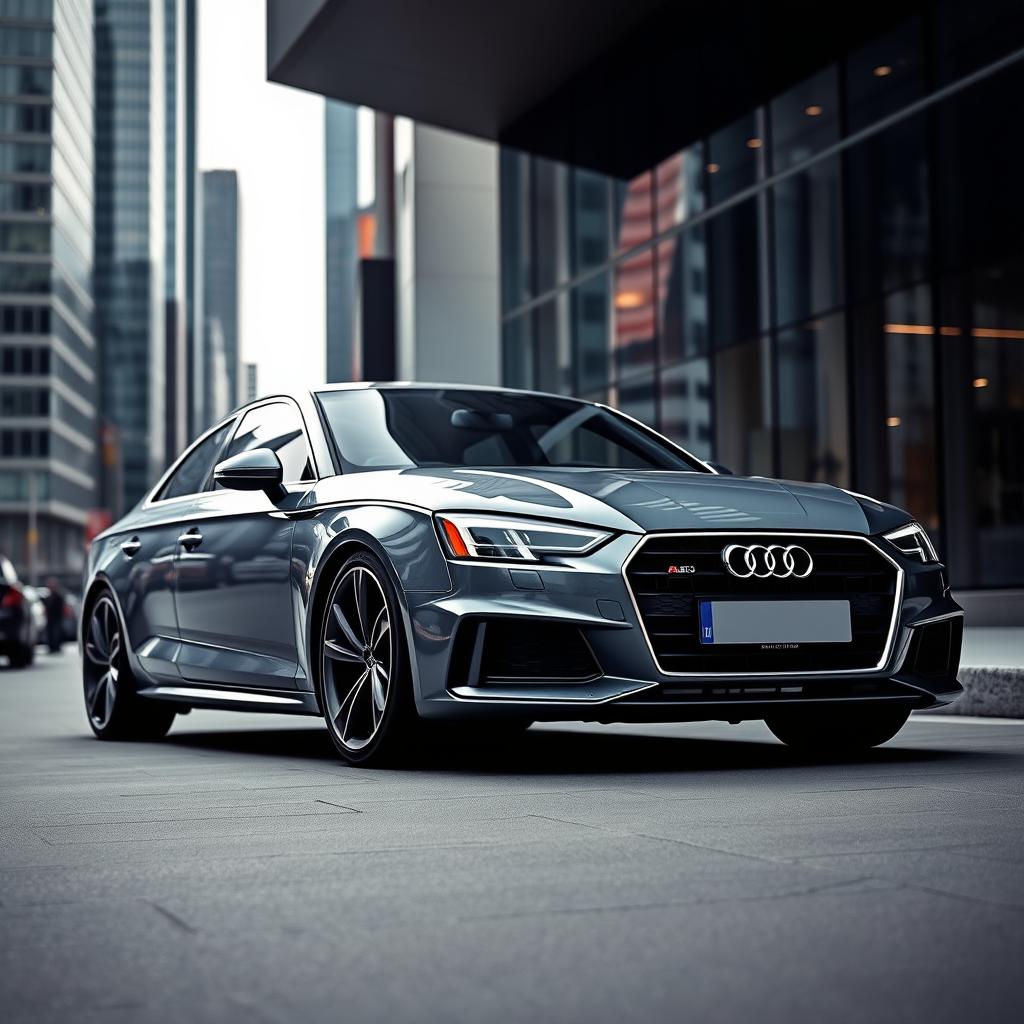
[721,543,814,578]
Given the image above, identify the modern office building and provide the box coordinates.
[0,0,97,581]
[269,0,1024,606]
[200,168,238,426]
[94,0,165,516]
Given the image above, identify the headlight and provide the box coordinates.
[436,514,611,562]
[884,522,938,563]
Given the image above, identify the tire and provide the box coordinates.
[765,705,911,753]
[316,551,419,766]
[83,590,175,741]
[8,642,33,668]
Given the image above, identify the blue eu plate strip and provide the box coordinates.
[699,601,714,645]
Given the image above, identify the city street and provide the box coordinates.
[2,652,1023,1024]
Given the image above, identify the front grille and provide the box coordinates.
[624,533,899,675]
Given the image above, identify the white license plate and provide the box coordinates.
[698,600,852,645]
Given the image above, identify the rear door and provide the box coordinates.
[173,400,317,689]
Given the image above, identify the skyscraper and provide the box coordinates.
[0,0,97,581]
[324,100,357,383]
[200,168,238,425]
[94,0,165,515]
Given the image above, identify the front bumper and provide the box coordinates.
[405,532,963,721]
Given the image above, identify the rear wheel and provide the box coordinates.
[318,552,418,766]
[83,592,175,740]
[765,705,910,752]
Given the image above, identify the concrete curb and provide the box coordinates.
[920,667,1024,719]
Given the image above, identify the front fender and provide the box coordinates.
[291,504,452,700]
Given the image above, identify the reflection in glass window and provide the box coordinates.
[159,423,232,501]
[572,167,610,273]
[661,359,712,460]
[932,0,1024,86]
[613,374,657,432]
[772,156,844,327]
[612,170,653,254]
[502,314,533,391]
[574,273,610,395]
[777,315,849,486]
[709,197,765,348]
[770,66,839,173]
[613,249,656,380]
[846,116,929,301]
[657,229,708,363]
[499,148,531,310]
[654,143,705,234]
[534,158,570,293]
[714,337,773,476]
[967,264,1024,585]
[707,111,763,206]
[846,19,924,132]
[535,293,572,395]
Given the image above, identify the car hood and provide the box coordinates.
[307,467,903,535]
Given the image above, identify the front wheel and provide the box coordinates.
[765,705,910,752]
[317,552,419,766]
[83,592,175,740]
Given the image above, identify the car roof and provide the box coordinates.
[311,381,588,403]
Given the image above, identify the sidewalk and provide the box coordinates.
[934,626,1024,718]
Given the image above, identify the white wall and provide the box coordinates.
[395,120,500,386]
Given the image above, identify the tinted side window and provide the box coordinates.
[159,423,232,501]
[225,402,314,483]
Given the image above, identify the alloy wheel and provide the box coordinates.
[322,565,393,752]
[84,595,121,730]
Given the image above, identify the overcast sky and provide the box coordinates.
[197,0,326,396]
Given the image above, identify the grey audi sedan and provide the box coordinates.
[81,384,963,765]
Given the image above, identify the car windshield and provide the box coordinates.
[316,388,707,473]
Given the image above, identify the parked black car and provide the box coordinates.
[0,554,38,668]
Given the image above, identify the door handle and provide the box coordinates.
[120,537,141,558]
[177,529,203,550]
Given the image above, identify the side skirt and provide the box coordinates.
[136,684,321,716]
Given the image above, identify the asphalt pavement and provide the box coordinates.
[2,650,1024,1024]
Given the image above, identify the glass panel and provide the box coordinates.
[612,374,656,429]
[613,249,656,380]
[612,170,653,255]
[654,142,705,233]
[933,0,1024,86]
[773,155,844,326]
[846,115,929,301]
[534,158,570,293]
[502,314,533,390]
[571,167,610,273]
[660,358,713,461]
[714,337,773,476]
[777,315,849,486]
[709,196,764,347]
[657,226,709,363]
[968,264,1024,585]
[535,293,572,395]
[846,19,924,132]
[770,66,839,173]
[499,148,531,310]
[706,111,763,206]
[159,423,232,501]
[574,273,610,395]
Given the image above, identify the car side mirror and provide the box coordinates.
[213,448,284,497]
[709,461,734,475]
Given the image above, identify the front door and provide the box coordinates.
[173,400,317,690]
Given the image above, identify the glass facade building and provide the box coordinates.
[0,0,97,580]
[94,0,165,515]
[500,4,1024,592]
